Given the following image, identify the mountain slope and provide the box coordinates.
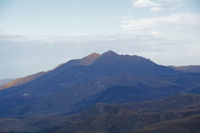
[0,72,46,90]
[0,72,199,118]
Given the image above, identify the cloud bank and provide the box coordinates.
[121,13,200,37]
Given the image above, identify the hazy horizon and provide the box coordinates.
[0,0,200,79]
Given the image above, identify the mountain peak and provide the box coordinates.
[102,50,118,56]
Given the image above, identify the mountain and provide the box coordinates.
[170,65,200,73]
[0,51,181,97]
[0,51,200,118]
[0,51,200,133]
[0,72,46,90]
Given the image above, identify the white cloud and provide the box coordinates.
[132,0,184,12]
[121,13,200,31]
[159,0,183,3]
[132,0,159,7]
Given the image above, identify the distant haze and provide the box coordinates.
[0,0,200,79]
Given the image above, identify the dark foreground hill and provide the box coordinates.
[0,94,200,133]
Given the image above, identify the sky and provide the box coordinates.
[0,0,200,79]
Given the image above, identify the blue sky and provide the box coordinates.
[0,0,200,79]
